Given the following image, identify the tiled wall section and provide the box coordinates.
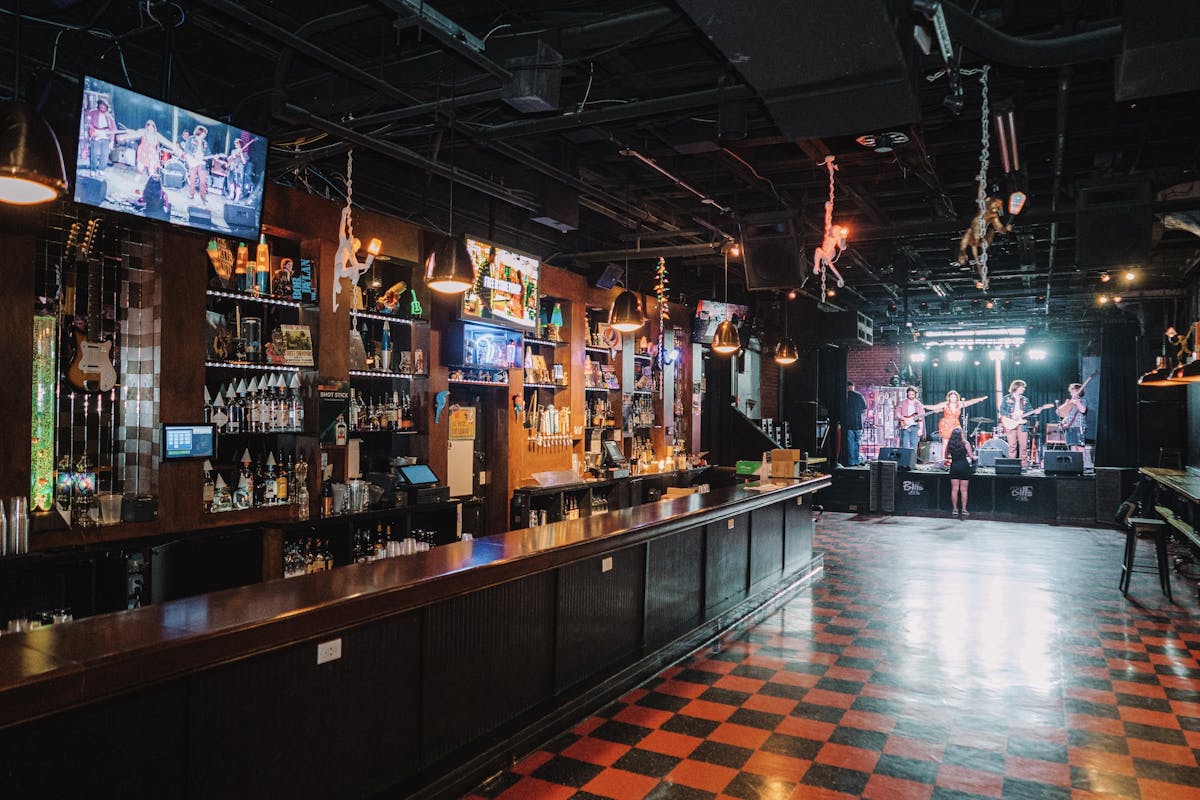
[119,227,162,495]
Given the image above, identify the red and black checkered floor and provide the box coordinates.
[466,512,1200,800]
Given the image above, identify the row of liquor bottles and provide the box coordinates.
[352,524,438,562]
[203,449,310,516]
[204,372,306,434]
[347,389,416,432]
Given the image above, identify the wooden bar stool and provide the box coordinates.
[1117,500,1172,601]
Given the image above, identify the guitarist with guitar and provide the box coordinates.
[1058,376,1093,452]
[998,380,1054,467]
[895,386,926,451]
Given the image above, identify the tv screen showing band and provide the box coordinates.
[74,75,268,240]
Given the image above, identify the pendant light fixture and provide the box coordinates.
[609,288,643,333]
[774,296,798,366]
[711,246,741,355]
[424,69,474,294]
[0,10,68,205]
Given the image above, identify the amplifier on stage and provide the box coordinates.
[995,458,1022,475]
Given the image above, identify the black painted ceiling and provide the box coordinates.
[6,0,1200,343]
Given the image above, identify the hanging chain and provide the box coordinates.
[819,156,836,303]
[344,148,354,242]
[975,66,991,291]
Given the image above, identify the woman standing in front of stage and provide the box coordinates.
[944,427,975,518]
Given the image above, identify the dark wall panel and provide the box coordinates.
[557,545,646,691]
[0,682,187,799]
[992,476,1055,518]
[422,573,556,765]
[705,512,749,617]
[749,505,784,589]
[1056,477,1096,522]
[645,527,704,648]
[188,613,421,800]
[895,471,939,513]
[784,494,814,572]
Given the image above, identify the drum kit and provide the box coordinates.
[969,417,1006,449]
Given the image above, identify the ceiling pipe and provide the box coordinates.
[277,103,541,212]
[1043,66,1073,313]
[377,0,512,81]
[473,84,756,141]
[938,2,1121,68]
[563,242,725,261]
[619,147,733,214]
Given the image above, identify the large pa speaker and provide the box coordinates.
[1075,178,1152,268]
[1044,451,1084,475]
[590,263,623,290]
[876,446,915,469]
[739,211,805,292]
[76,175,107,206]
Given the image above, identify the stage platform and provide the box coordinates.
[817,463,1137,525]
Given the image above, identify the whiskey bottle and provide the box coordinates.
[263,453,278,504]
[202,459,215,513]
[348,388,359,431]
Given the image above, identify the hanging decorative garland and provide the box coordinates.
[654,256,670,369]
[813,155,848,302]
[956,65,1012,291]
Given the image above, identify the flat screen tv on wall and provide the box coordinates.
[74,75,268,240]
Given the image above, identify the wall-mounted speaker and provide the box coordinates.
[1075,178,1151,267]
[739,211,805,292]
[591,263,623,290]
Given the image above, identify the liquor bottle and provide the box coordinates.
[263,452,278,504]
[253,455,267,507]
[348,388,359,431]
[202,459,215,513]
[294,452,309,520]
[276,451,289,502]
[400,392,413,430]
[374,523,387,561]
[225,384,241,433]
[322,480,333,517]
[203,385,213,424]
[211,392,229,433]
[212,473,232,512]
[255,234,271,295]
[234,450,253,510]
[380,323,392,371]
[335,414,348,446]
[235,242,250,292]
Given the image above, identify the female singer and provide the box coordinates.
[944,427,975,518]
[925,390,986,450]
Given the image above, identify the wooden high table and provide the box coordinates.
[0,476,829,799]
[1137,467,1200,590]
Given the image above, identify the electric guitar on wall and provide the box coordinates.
[65,219,119,393]
[999,402,1054,431]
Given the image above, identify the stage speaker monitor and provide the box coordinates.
[76,175,107,206]
[994,458,1023,475]
[876,446,915,470]
[976,439,1010,468]
[1044,451,1084,475]
[739,211,805,292]
[590,263,623,290]
[224,202,257,228]
[188,206,213,226]
[1074,178,1151,268]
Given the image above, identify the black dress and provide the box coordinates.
[948,446,972,479]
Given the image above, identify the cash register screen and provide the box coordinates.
[398,464,439,485]
[603,440,627,466]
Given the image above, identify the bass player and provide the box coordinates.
[1060,382,1087,452]
[895,386,925,451]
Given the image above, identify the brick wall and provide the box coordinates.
[847,344,901,389]
[761,362,779,420]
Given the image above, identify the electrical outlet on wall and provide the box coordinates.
[317,638,342,665]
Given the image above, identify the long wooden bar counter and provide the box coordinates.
[0,475,829,799]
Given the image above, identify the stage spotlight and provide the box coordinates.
[947,350,965,362]
[826,288,837,297]
[1028,348,1047,360]
[988,349,1006,361]
[973,360,981,366]
[787,289,798,300]
[1112,295,1123,303]
[910,352,927,363]
[1100,271,1111,282]
[1097,294,1110,305]
[985,299,995,310]
[931,358,940,368]
[1124,270,1136,281]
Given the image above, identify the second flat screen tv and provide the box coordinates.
[461,236,539,331]
[74,75,268,240]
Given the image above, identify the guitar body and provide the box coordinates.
[1000,403,1054,431]
[67,332,117,392]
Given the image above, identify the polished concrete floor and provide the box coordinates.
[466,512,1200,800]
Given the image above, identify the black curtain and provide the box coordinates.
[1097,315,1141,467]
[916,343,1081,435]
[818,345,847,463]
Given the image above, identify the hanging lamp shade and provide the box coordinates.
[711,320,740,355]
[424,234,475,294]
[1139,357,1182,387]
[0,101,68,205]
[609,289,644,332]
[774,338,798,366]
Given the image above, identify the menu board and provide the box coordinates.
[461,236,539,330]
